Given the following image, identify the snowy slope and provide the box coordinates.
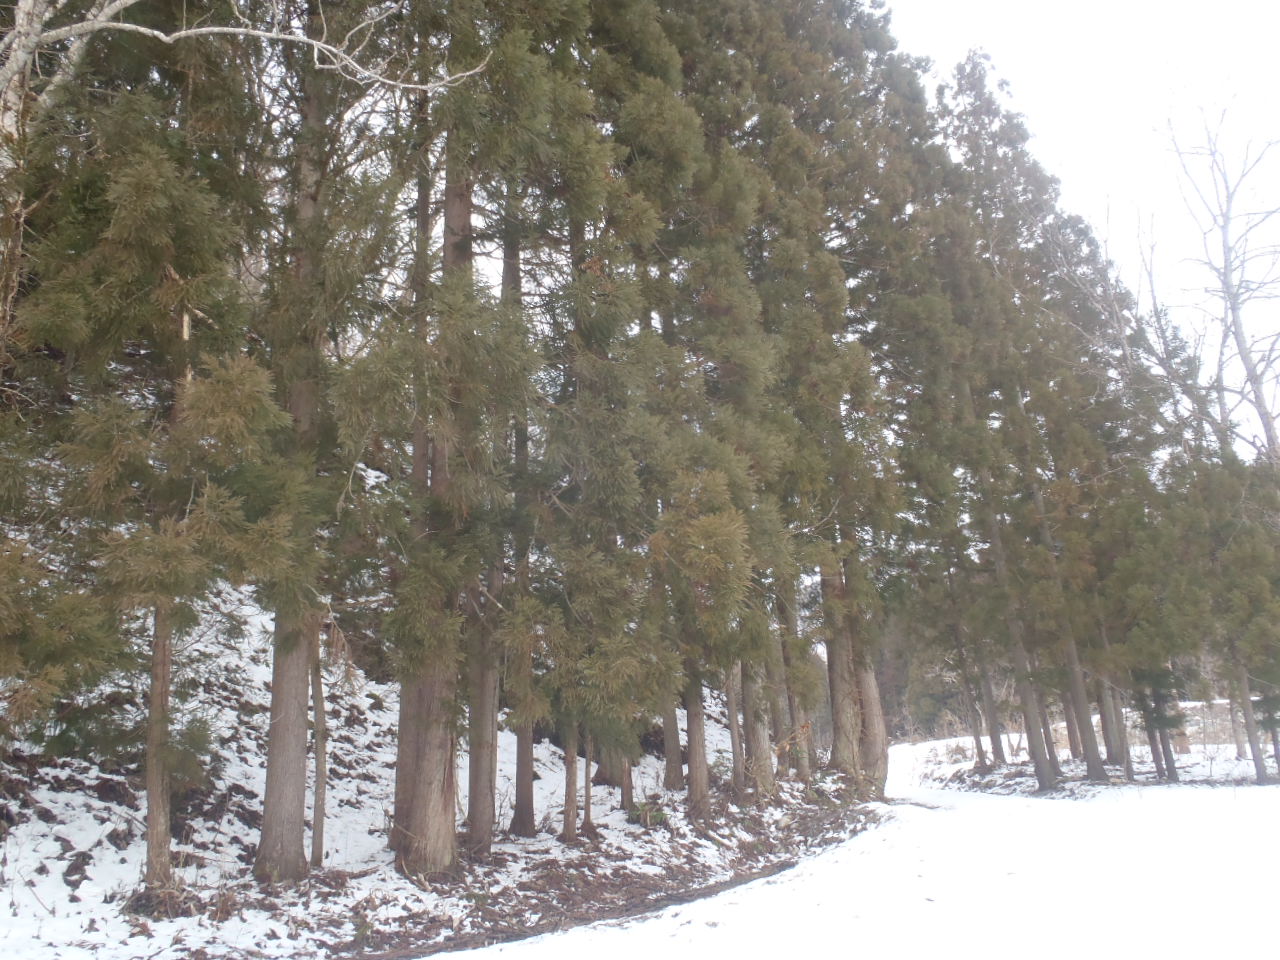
[0,593,871,960]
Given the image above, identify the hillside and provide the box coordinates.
[2,596,872,960]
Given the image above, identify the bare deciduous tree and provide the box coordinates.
[1174,115,1280,466]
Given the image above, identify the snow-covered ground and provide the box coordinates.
[0,593,869,960]
[5,597,1277,960]
[461,742,1280,959]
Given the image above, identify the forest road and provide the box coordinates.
[459,771,1278,959]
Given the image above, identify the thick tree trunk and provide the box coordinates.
[662,698,685,790]
[725,664,746,798]
[742,660,776,800]
[143,604,174,890]
[256,611,314,882]
[821,564,861,775]
[856,662,888,798]
[465,635,499,855]
[309,632,327,869]
[560,722,578,842]
[256,2,330,884]
[508,646,537,837]
[620,754,634,812]
[395,660,459,875]
[683,664,709,819]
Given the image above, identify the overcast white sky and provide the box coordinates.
[885,0,1280,329]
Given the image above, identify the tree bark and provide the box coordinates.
[143,604,174,890]
[395,661,458,875]
[725,664,746,798]
[820,564,861,775]
[683,663,709,819]
[255,611,314,881]
[309,631,327,869]
[255,0,330,884]
[742,660,776,800]
[560,722,578,842]
[581,734,595,836]
[662,697,685,790]
[465,631,499,855]
[508,645,537,837]
[856,661,888,798]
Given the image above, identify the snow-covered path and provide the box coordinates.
[468,750,1278,958]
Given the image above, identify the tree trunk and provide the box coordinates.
[465,634,499,855]
[1138,693,1166,779]
[255,611,314,882]
[763,633,790,750]
[683,664,709,819]
[1157,722,1179,784]
[1228,692,1249,760]
[777,581,813,783]
[620,752,634,812]
[821,564,861,775]
[560,722,578,842]
[662,697,684,790]
[742,660,776,800]
[395,659,458,876]
[957,664,989,769]
[1096,680,1119,764]
[1062,691,1083,760]
[961,379,1053,789]
[508,646,537,838]
[1029,467,1106,782]
[974,641,1007,765]
[856,662,888,798]
[309,631,327,869]
[1036,692,1063,780]
[725,664,746,798]
[143,604,174,890]
[1233,655,1268,785]
[581,734,595,836]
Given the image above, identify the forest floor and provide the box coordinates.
[0,594,876,960]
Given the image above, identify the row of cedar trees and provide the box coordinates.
[2,0,1278,897]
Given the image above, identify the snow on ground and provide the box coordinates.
[5,595,1276,960]
[0,591,869,960]
[462,741,1280,959]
